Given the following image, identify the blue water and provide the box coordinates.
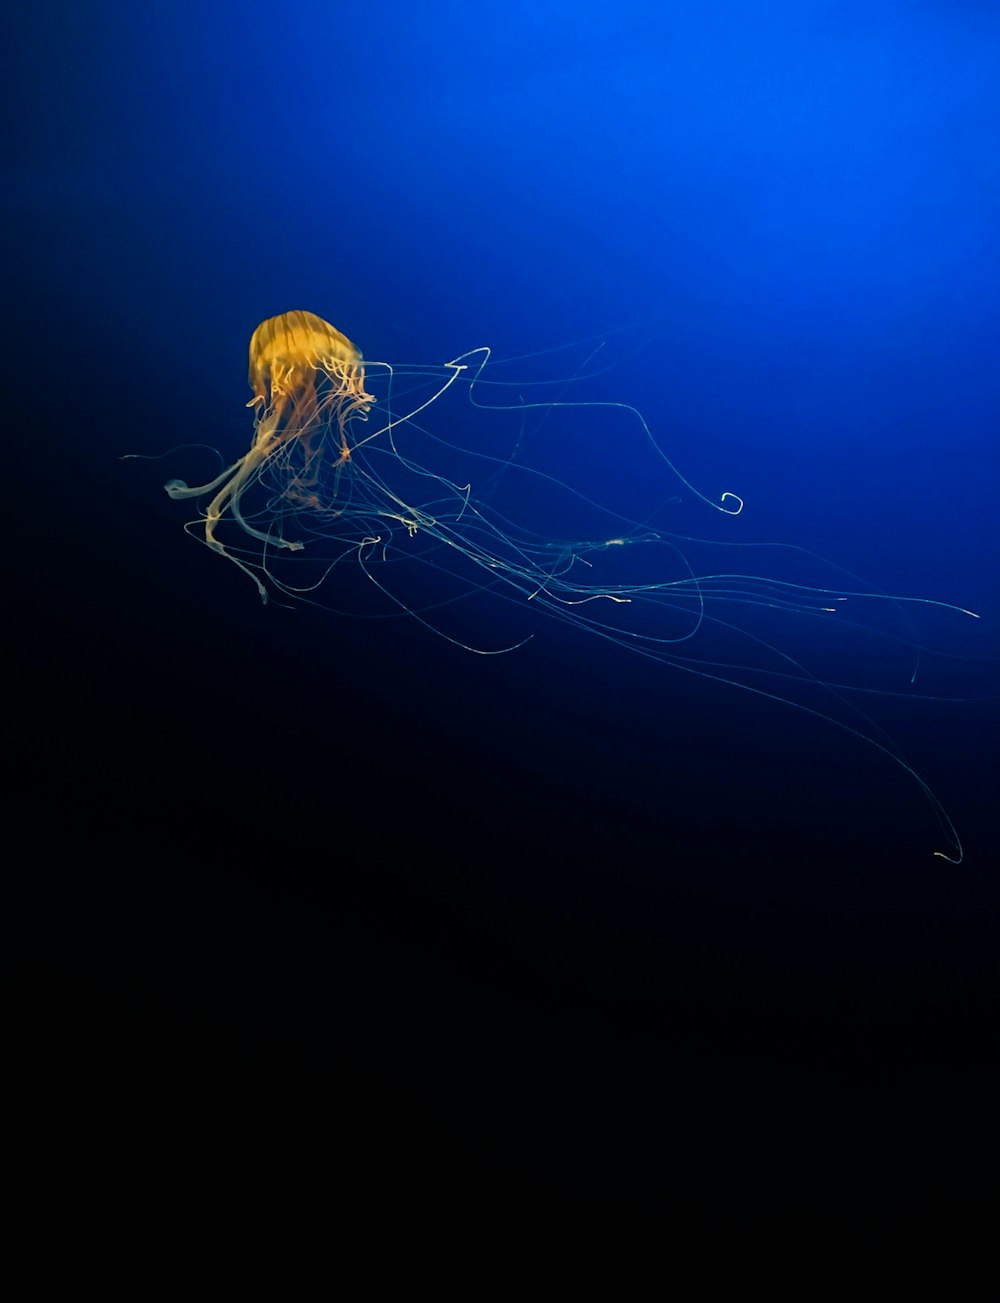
[6,0,999,1199]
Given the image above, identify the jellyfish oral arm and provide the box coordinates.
[164,457,247,500]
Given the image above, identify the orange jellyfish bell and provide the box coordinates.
[165,310,374,599]
[247,310,372,442]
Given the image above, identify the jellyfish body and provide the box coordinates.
[166,310,374,597]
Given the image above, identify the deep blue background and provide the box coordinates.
[5,0,998,1205]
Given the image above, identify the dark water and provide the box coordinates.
[5,1,998,1206]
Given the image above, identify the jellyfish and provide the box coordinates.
[163,310,981,861]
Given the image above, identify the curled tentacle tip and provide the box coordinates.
[719,491,744,515]
[933,849,962,864]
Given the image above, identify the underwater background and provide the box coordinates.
[5,1,999,1205]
